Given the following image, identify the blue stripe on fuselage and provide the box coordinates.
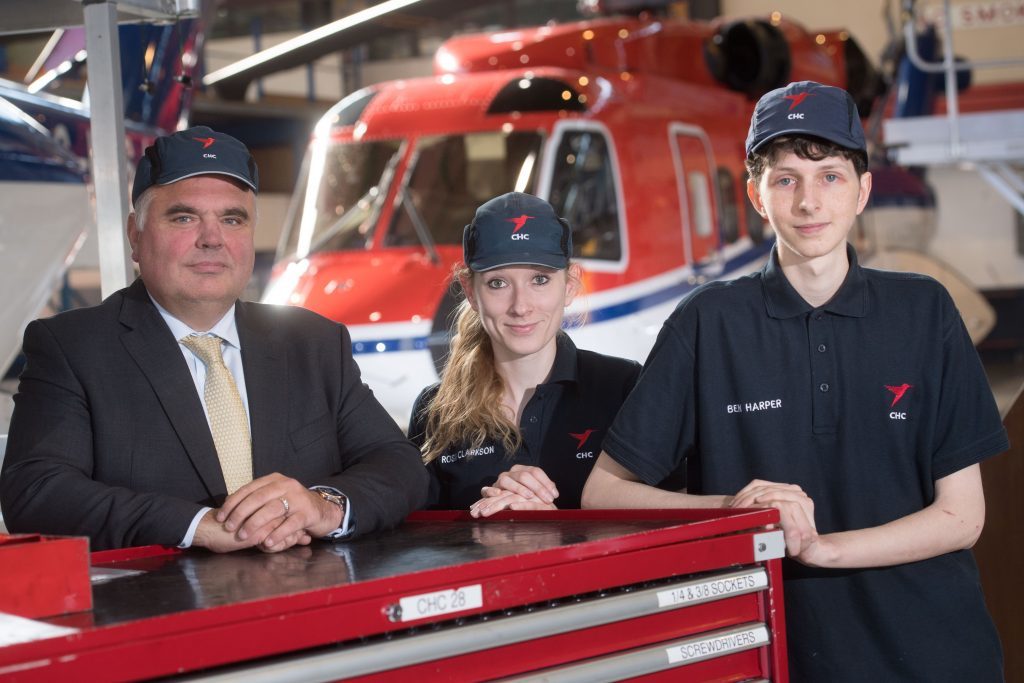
[350,240,775,355]
[579,240,773,325]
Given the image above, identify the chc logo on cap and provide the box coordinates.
[782,92,813,119]
[745,81,865,157]
[507,214,535,240]
[463,193,572,272]
[131,125,259,205]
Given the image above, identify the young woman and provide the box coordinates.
[408,192,640,514]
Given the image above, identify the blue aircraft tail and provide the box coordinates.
[119,19,203,132]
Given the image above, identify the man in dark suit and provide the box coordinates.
[0,126,428,552]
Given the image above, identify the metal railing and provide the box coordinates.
[898,0,1024,217]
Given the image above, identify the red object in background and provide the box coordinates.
[0,534,91,618]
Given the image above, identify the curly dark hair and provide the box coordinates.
[746,135,868,183]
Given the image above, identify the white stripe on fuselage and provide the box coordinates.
[347,238,772,427]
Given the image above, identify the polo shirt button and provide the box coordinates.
[819,383,830,392]
[814,313,823,321]
[529,416,538,423]
[817,344,827,352]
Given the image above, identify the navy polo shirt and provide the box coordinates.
[410,333,641,509]
[605,244,1008,681]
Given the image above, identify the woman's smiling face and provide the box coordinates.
[465,265,578,363]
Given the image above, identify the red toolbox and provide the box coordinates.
[0,509,787,681]
[0,534,91,618]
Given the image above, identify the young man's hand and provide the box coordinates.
[730,479,819,558]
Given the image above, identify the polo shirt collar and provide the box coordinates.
[823,244,869,318]
[762,242,868,319]
[547,332,579,384]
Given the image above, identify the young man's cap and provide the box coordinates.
[745,81,866,157]
[131,125,259,205]
[463,192,572,272]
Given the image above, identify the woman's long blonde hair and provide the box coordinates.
[419,263,580,464]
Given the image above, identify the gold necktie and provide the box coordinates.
[180,335,253,494]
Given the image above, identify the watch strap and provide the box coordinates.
[311,486,350,539]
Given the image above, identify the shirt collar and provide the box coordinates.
[762,242,868,319]
[150,296,241,349]
[547,332,579,384]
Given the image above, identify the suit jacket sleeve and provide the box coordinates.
[0,319,202,549]
[317,324,429,535]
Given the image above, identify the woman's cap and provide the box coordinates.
[463,192,572,272]
[745,81,866,157]
[132,125,259,205]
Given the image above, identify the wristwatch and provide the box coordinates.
[312,486,349,539]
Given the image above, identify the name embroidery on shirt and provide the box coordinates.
[726,399,783,414]
[440,444,496,464]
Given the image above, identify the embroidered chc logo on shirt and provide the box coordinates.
[885,383,913,420]
[570,428,597,458]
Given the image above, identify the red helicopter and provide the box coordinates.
[260,4,881,425]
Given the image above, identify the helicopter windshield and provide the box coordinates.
[280,138,404,259]
[385,131,543,248]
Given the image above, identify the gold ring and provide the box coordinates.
[280,497,290,515]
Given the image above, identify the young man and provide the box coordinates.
[581,82,1007,680]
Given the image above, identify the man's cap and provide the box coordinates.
[463,192,572,272]
[132,125,258,205]
[745,81,866,157]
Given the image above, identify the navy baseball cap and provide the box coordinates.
[745,81,866,157]
[132,125,258,205]
[463,192,572,272]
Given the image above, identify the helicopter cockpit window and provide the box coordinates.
[386,131,543,247]
[280,138,404,258]
[548,130,622,261]
[716,167,740,244]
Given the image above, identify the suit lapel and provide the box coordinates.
[118,280,227,497]
[236,301,287,478]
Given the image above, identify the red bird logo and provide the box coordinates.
[783,92,812,110]
[506,214,535,233]
[569,429,596,450]
[193,136,216,149]
[885,384,913,408]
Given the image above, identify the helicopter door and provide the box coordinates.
[670,124,722,279]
